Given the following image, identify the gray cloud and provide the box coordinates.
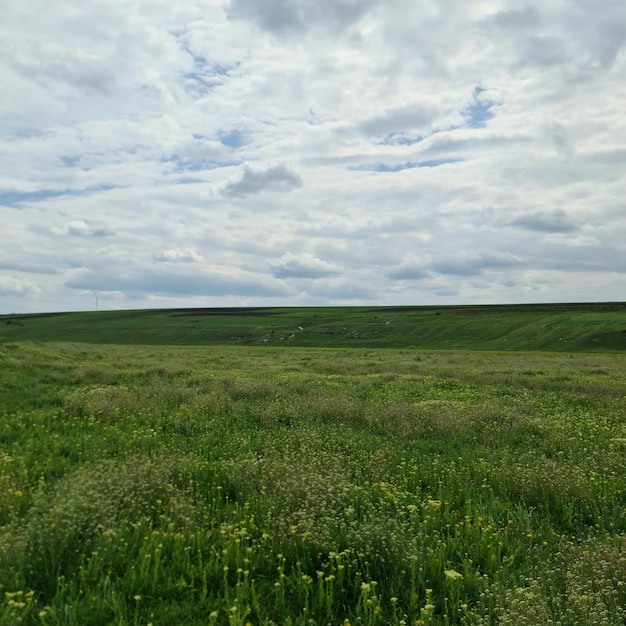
[563,1,626,70]
[65,268,290,298]
[518,35,569,69]
[359,104,438,137]
[222,164,303,197]
[482,6,541,30]
[226,0,376,35]
[388,265,430,281]
[303,281,377,301]
[433,287,459,298]
[0,261,59,275]
[481,2,626,75]
[508,210,578,233]
[64,220,117,238]
[430,252,523,277]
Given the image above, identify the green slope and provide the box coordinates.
[1,303,625,351]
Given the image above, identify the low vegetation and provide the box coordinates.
[1,337,625,624]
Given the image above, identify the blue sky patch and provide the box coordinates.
[463,86,496,129]
[380,132,425,146]
[0,185,115,207]
[0,190,67,206]
[173,176,206,185]
[183,71,219,98]
[162,155,240,173]
[60,156,81,167]
[180,43,238,99]
[350,158,463,172]
[219,129,246,149]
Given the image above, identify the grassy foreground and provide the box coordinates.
[1,341,626,625]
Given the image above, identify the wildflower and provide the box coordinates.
[444,569,463,580]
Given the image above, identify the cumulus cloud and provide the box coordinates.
[270,252,339,279]
[221,164,303,197]
[154,249,205,263]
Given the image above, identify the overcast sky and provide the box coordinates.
[2,0,626,313]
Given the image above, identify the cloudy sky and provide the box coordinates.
[2,0,626,313]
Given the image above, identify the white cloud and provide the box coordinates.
[270,252,339,279]
[65,266,291,299]
[155,249,205,263]
[0,276,40,297]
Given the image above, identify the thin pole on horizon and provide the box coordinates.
[96,297,98,311]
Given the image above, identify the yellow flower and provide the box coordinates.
[444,569,463,580]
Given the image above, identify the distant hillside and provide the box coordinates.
[1,303,626,351]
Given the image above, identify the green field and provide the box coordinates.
[1,305,625,624]
[2,302,626,351]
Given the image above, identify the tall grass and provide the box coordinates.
[1,342,625,624]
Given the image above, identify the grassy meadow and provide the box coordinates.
[1,305,626,624]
